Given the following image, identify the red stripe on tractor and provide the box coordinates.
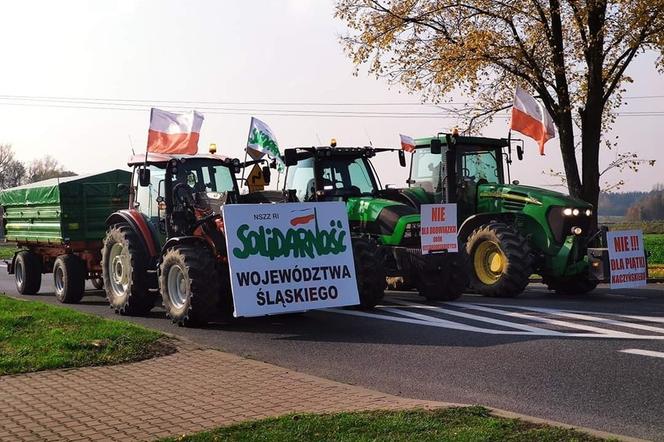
[126,210,158,257]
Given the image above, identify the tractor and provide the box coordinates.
[400,132,607,297]
[101,152,252,326]
[282,144,467,302]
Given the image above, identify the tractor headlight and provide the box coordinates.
[563,208,573,216]
[571,226,583,235]
[572,208,580,216]
[585,209,592,216]
[404,223,420,238]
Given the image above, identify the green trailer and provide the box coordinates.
[0,170,131,302]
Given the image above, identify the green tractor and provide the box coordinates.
[282,144,468,302]
[400,133,606,297]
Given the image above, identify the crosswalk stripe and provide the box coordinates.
[486,304,664,335]
[619,349,664,359]
[450,302,639,337]
[390,299,562,335]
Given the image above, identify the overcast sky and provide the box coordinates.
[0,0,662,193]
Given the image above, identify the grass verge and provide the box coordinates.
[163,407,605,442]
[0,295,173,375]
[0,244,16,259]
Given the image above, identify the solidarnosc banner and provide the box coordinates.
[222,202,360,317]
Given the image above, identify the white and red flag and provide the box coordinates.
[510,86,555,155]
[400,134,416,152]
[147,108,204,154]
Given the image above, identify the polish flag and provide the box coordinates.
[400,134,416,152]
[510,86,555,155]
[147,108,204,155]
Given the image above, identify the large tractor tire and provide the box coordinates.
[101,223,155,315]
[53,255,85,304]
[14,251,42,295]
[465,222,532,297]
[542,274,599,295]
[414,251,468,301]
[159,245,220,327]
[352,237,385,309]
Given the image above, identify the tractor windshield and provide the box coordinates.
[176,160,236,195]
[319,157,378,197]
[459,150,501,184]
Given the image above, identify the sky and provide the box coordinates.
[0,0,662,193]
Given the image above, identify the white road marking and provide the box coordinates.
[486,304,664,335]
[329,302,664,340]
[619,349,664,359]
[0,263,7,268]
[390,299,562,335]
[452,302,638,337]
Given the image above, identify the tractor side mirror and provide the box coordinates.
[516,144,524,161]
[138,168,151,187]
[398,150,406,167]
[430,139,442,154]
[284,149,298,167]
[262,166,271,185]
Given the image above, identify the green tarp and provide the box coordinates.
[0,170,131,244]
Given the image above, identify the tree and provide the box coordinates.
[26,155,76,183]
[335,0,664,226]
[0,144,26,189]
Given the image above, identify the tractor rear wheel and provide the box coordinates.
[543,275,598,295]
[102,223,155,315]
[352,238,385,309]
[14,251,42,295]
[414,251,468,301]
[465,222,532,297]
[160,245,220,327]
[53,255,85,304]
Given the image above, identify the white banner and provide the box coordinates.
[607,229,648,289]
[222,202,360,317]
[420,203,458,254]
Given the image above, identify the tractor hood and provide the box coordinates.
[345,196,420,241]
[479,183,592,210]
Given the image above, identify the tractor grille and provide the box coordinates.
[502,199,526,212]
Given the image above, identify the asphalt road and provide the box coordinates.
[1,265,664,440]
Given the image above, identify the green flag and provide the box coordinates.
[246,117,285,172]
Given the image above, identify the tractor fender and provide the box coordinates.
[458,213,516,243]
[105,210,159,259]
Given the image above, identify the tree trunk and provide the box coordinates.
[557,110,582,198]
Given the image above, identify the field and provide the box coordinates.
[163,407,602,442]
[0,295,173,375]
[645,234,664,264]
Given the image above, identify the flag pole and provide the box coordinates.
[241,117,254,191]
[144,108,153,166]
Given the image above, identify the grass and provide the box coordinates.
[162,407,605,442]
[0,295,173,375]
[0,244,16,259]
[645,234,664,265]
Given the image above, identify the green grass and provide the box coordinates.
[0,244,16,259]
[163,407,605,442]
[0,295,173,375]
[645,234,664,265]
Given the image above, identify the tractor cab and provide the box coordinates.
[128,153,242,243]
[408,135,510,221]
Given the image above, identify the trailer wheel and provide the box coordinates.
[102,223,154,315]
[352,238,385,309]
[543,275,598,295]
[53,255,85,304]
[91,277,104,290]
[14,251,42,295]
[465,222,532,297]
[415,251,468,301]
[160,245,219,327]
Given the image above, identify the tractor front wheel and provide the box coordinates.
[465,222,532,297]
[414,251,468,302]
[543,274,598,295]
[160,245,220,327]
[352,238,385,309]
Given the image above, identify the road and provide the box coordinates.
[1,264,663,440]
